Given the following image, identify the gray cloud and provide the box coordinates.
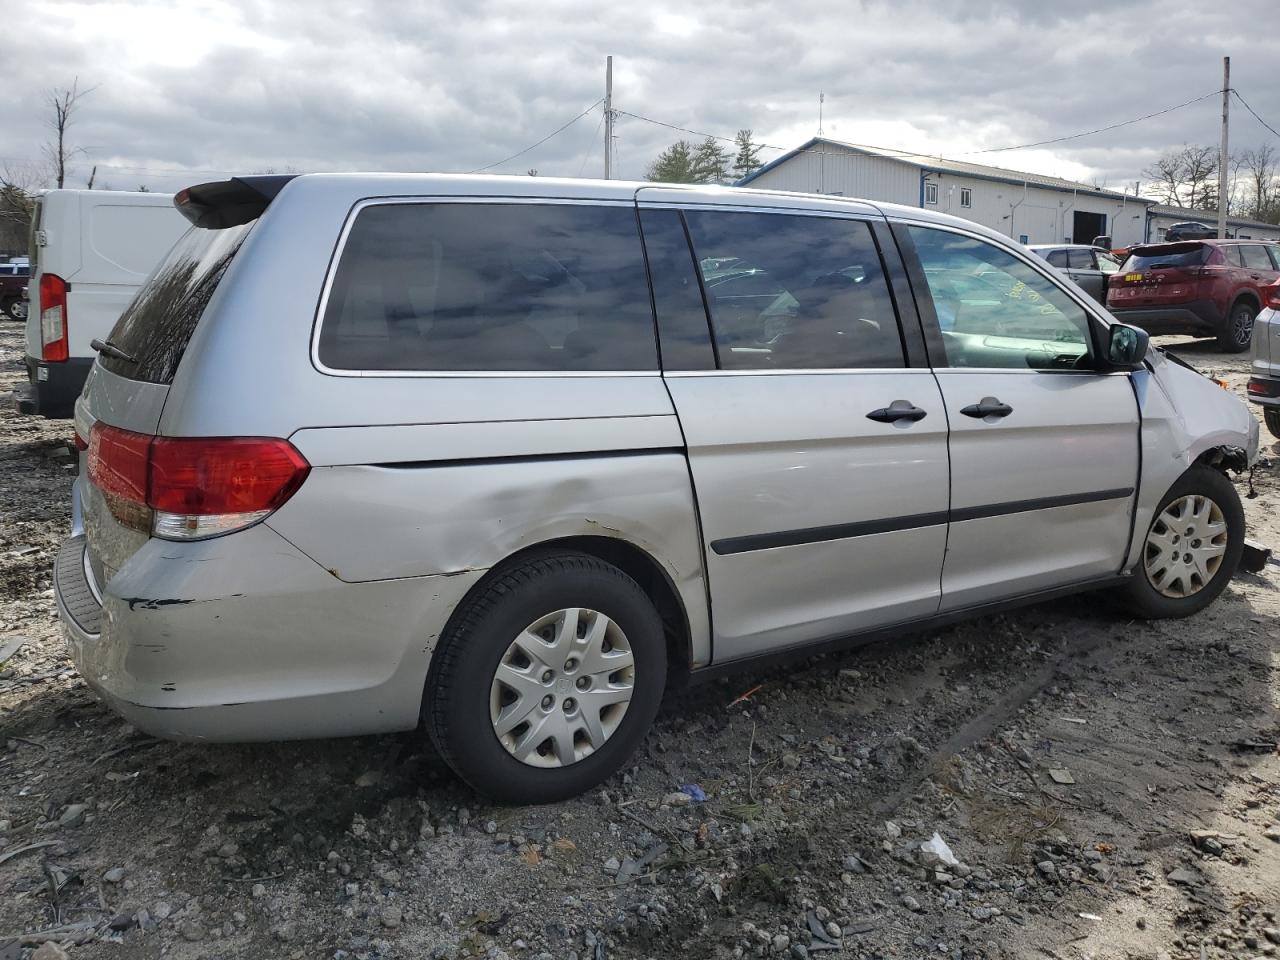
[0,0,1274,195]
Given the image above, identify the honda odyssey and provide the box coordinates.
[55,174,1260,802]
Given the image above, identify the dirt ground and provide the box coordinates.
[1,317,1278,960]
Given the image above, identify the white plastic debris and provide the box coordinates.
[919,832,960,868]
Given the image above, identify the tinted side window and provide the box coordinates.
[907,226,1094,370]
[1067,248,1094,269]
[1242,244,1276,271]
[637,209,715,370]
[103,223,251,384]
[1045,249,1069,268]
[318,203,656,372]
[682,211,904,370]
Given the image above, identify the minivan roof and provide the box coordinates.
[175,171,1011,243]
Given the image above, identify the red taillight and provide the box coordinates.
[150,437,310,515]
[73,431,89,451]
[86,423,310,540]
[1264,283,1280,310]
[39,274,68,362]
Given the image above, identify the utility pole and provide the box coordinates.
[1218,56,1230,239]
[604,56,613,180]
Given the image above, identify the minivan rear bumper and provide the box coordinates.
[54,522,486,741]
[18,355,94,419]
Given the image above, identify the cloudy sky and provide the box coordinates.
[2,0,1276,195]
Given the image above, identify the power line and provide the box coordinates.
[617,87,1223,173]
[467,99,602,174]
[969,90,1220,154]
[1233,89,1280,140]
[577,108,606,177]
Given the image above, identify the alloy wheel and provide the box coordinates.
[1143,494,1229,598]
[489,607,635,768]
[1232,306,1255,347]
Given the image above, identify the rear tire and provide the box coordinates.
[1122,464,1244,619]
[1216,300,1256,353]
[425,551,666,804]
[1265,406,1280,440]
[1,298,24,322]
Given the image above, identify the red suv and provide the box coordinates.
[1106,239,1280,352]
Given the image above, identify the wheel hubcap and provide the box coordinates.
[489,607,635,768]
[1234,308,1254,344]
[1143,495,1229,598]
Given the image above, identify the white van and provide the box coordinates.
[16,189,188,418]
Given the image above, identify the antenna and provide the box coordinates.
[818,92,824,136]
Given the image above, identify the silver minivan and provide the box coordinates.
[56,174,1260,802]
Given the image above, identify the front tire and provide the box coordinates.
[1217,300,1256,353]
[1264,406,1280,440]
[426,551,666,804]
[1,299,25,322]
[1123,464,1244,619]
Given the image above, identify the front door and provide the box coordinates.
[901,223,1140,611]
[641,203,951,661]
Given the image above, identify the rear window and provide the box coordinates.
[1121,244,1209,272]
[100,222,251,383]
[317,202,656,372]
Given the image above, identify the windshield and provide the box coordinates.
[100,222,252,384]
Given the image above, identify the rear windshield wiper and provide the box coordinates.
[90,338,137,363]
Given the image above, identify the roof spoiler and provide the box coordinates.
[174,175,297,228]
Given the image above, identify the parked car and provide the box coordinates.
[1028,244,1121,302]
[16,189,188,418]
[1247,280,1280,438]
[1106,239,1280,352]
[56,175,1259,803]
[0,260,29,321]
[1165,221,1217,242]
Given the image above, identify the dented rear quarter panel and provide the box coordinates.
[266,411,712,668]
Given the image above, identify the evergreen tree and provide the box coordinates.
[691,137,732,185]
[645,140,698,183]
[732,129,763,180]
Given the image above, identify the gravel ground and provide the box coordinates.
[1,318,1278,960]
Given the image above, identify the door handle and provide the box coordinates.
[866,400,928,424]
[960,397,1014,419]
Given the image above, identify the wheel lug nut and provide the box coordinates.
[541,695,554,709]
[563,698,576,712]
[564,658,578,672]
[542,670,554,683]
[576,676,590,690]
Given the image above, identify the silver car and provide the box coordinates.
[1249,294,1280,438]
[56,175,1260,803]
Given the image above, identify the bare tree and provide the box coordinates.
[43,78,94,189]
[1142,152,1184,206]
[0,162,41,253]
[1240,145,1280,222]
[1142,144,1220,210]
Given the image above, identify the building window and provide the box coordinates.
[925,181,939,205]
[960,187,972,208]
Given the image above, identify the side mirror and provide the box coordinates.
[1106,323,1149,369]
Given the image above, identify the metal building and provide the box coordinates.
[1143,204,1280,243]
[736,137,1153,247]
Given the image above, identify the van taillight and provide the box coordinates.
[39,274,68,362]
[87,423,310,540]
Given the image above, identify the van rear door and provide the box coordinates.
[65,192,187,360]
